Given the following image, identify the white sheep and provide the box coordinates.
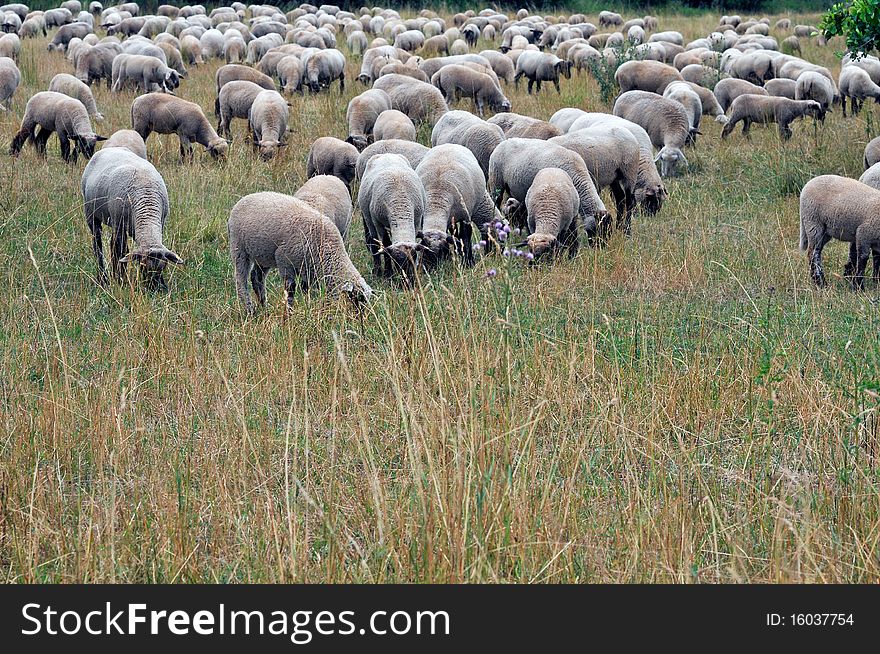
[615,59,683,94]
[217,79,265,137]
[613,90,692,176]
[713,77,768,112]
[355,138,430,180]
[721,95,824,140]
[372,108,416,141]
[306,136,359,189]
[48,72,104,121]
[516,167,580,260]
[839,65,880,117]
[431,109,504,179]
[103,128,147,159]
[131,93,228,160]
[514,50,572,94]
[0,54,19,110]
[795,71,834,116]
[111,53,180,93]
[293,174,352,238]
[248,89,288,160]
[10,90,106,162]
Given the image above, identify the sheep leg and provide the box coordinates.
[842,95,848,118]
[380,230,393,277]
[111,223,128,283]
[873,250,880,283]
[807,234,830,287]
[232,251,255,314]
[89,219,108,286]
[741,119,751,137]
[250,265,267,307]
[844,242,858,278]
[9,123,34,155]
[364,218,383,277]
[178,134,193,162]
[853,228,874,290]
[338,72,345,93]
[779,121,792,141]
[561,222,579,259]
[513,71,522,90]
[527,79,534,95]
[553,78,560,94]
[59,134,72,163]
[610,180,630,236]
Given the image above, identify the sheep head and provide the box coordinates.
[417,229,455,269]
[207,137,229,159]
[257,139,285,161]
[525,233,558,261]
[655,146,688,177]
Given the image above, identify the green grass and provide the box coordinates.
[0,9,878,583]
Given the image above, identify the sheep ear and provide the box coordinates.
[445,235,455,244]
[95,135,109,141]
[415,244,429,252]
[516,241,528,248]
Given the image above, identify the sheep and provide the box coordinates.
[305,48,346,93]
[307,136,359,189]
[371,74,448,124]
[103,129,147,159]
[355,139,430,180]
[799,175,880,288]
[358,152,427,279]
[795,71,835,115]
[765,77,797,99]
[217,79,265,137]
[111,53,181,94]
[48,22,91,52]
[663,81,704,142]
[598,11,623,29]
[347,30,368,56]
[859,163,880,191]
[728,51,774,84]
[713,77,768,112]
[649,30,683,45]
[487,137,608,240]
[514,50,571,94]
[0,30,18,59]
[48,73,103,122]
[414,143,498,268]
[721,95,824,140]
[180,33,204,65]
[228,192,371,313]
[865,137,880,169]
[373,108,416,141]
[10,91,106,162]
[0,54,18,110]
[781,35,801,55]
[248,89,288,160]
[549,126,642,235]
[431,63,511,116]
[378,61,429,82]
[513,168,580,260]
[615,59,683,94]
[487,111,561,139]
[72,42,116,88]
[417,53,494,80]
[131,93,228,160]
[293,174,352,238]
[345,88,392,150]
[214,63,275,115]
[613,91,693,176]
[793,25,818,38]
[839,65,880,117]
[431,109,503,178]
[683,81,729,124]
[157,42,187,78]
[275,55,305,94]
[81,145,181,290]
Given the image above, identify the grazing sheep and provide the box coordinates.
[864,136,880,169]
[371,74,448,124]
[728,51,774,84]
[414,143,498,268]
[48,72,103,121]
[0,54,19,110]
[131,93,228,160]
[48,22,90,52]
[721,95,824,140]
[514,50,571,94]
[795,71,835,115]
[180,33,204,66]
[359,152,427,279]
[487,137,608,239]
[81,146,181,290]
[488,111,561,139]
[859,162,880,191]
[305,48,346,93]
[373,109,416,141]
[306,136,359,189]
[214,63,275,114]
[378,61,429,82]
[839,65,880,117]
[781,35,801,55]
[479,49,515,84]
[431,63,511,116]
[799,175,880,288]
[417,53,494,80]
[613,90,693,176]
[248,89,288,161]
[347,30,368,56]
[228,192,372,313]
[431,109,503,178]
[516,168,580,260]
[345,88,392,149]
[217,79,265,137]
[713,77,768,112]
[10,91,106,162]
[276,55,305,94]
[111,53,181,94]
[765,77,797,99]
[103,129,147,159]
[663,82,703,142]
[75,42,118,87]
[615,59,683,94]
[293,174,352,238]
[355,139,430,180]
[0,31,18,59]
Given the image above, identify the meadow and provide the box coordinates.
[1,8,879,583]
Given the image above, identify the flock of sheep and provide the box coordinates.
[2,2,880,311]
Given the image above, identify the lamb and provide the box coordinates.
[487,111,561,139]
[514,168,580,260]
[615,59,683,94]
[358,152,427,280]
[345,88,392,149]
[371,74,448,124]
[81,145,182,291]
[663,81,703,142]
[293,174,352,238]
[487,137,608,240]
[217,79,265,137]
[131,93,228,160]
[795,71,834,115]
[613,90,693,176]
[355,139,430,180]
[864,136,880,169]
[431,63,511,116]
[764,77,797,99]
[431,109,504,178]
[414,143,498,268]
[549,126,642,235]
[228,192,372,313]
[111,53,181,94]
[839,65,880,117]
[373,109,416,141]
[713,77,768,112]
[10,91,106,162]
[305,48,346,93]
[721,95,824,140]
[514,50,572,94]
[248,89,288,160]
[48,72,103,121]
[799,175,880,288]
[306,136,359,189]
[0,54,19,110]
[103,129,147,159]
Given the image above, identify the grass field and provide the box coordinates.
[1,9,879,583]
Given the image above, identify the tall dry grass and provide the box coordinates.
[0,10,878,583]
